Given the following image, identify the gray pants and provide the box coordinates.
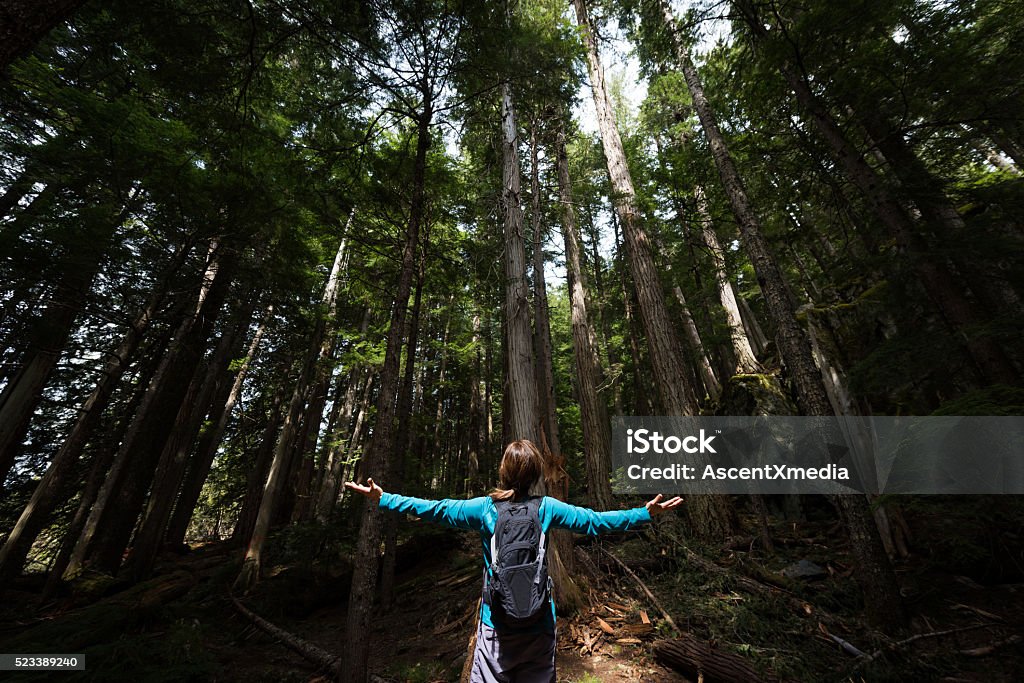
[468,621,556,683]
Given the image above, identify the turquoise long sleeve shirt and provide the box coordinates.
[378,492,652,633]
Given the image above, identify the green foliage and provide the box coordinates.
[930,385,1024,416]
[566,674,603,683]
[388,660,451,683]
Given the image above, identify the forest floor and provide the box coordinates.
[2,499,1023,682]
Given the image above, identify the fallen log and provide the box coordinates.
[595,554,674,574]
[598,546,679,634]
[230,593,340,676]
[1,570,197,653]
[959,634,1023,657]
[850,623,1003,670]
[229,597,399,682]
[654,634,775,683]
[458,600,482,683]
[682,547,842,629]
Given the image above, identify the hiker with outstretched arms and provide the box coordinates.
[345,438,683,683]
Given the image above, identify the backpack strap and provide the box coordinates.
[527,497,547,584]
[483,499,507,605]
[488,500,508,567]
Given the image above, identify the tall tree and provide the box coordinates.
[654,0,907,629]
[501,80,541,444]
[571,0,699,417]
[530,123,561,455]
[554,122,614,511]
[732,0,1019,388]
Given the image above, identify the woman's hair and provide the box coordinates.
[489,439,546,502]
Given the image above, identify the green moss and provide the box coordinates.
[713,373,797,416]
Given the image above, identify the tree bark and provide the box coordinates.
[164,303,273,547]
[654,635,771,683]
[668,2,906,629]
[71,244,235,576]
[0,241,189,579]
[572,0,698,416]
[694,185,761,375]
[501,81,540,444]
[342,94,432,683]
[529,124,561,455]
[555,125,614,510]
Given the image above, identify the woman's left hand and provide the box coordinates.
[645,494,684,516]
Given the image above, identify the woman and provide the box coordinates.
[345,438,683,683]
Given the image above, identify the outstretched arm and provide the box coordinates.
[344,478,486,531]
[547,495,683,535]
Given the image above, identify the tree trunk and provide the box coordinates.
[0,223,113,484]
[294,226,353,524]
[555,124,614,511]
[235,350,315,589]
[737,294,768,357]
[584,210,624,416]
[668,2,906,628]
[230,379,287,547]
[72,244,235,576]
[694,185,761,375]
[341,372,375,496]
[673,285,721,400]
[381,249,427,610]
[467,311,484,493]
[43,322,175,596]
[654,635,770,683]
[342,96,432,683]
[501,82,540,444]
[164,303,273,547]
[529,124,561,455]
[0,241,189,579]
[861,111,1024,328]
[664,5,825,418]
[610,210,655,416]
[483,311,495,487]
[732,0,1018,387]
[572,0,698,416]
[315,307,372,522]
[126,299,256,580]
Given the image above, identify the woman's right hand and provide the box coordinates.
[344,477,383,505]
[645,494,683,516]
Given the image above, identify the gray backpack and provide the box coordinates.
[483,497,551,627]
